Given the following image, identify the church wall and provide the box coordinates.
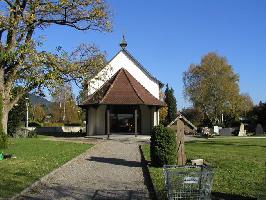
[95,105,106,135]
[140,105,151,134]
[87,51,160,99]
[87,107,96,136]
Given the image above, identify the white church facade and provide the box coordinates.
[80,37,164,136]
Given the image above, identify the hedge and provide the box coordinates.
[150,125,177,167]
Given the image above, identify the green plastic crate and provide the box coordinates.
[0,152,4,161]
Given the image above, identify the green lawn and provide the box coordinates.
[0,138,91,198]
[142,138,266,199]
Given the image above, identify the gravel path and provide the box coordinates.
[16,139,151,200]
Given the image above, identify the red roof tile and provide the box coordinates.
[80,68,164,107]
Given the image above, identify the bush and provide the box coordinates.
[28,130,37,138]
[29,121,42,127]
[150,125,177,167]
[13,128,37,138]
[64,122,82,126]
[43,123,64,127]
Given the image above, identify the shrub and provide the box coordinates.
[28,130,37,138]
[150,125,177,167]
[43,122,64,127]
[29,121,42,127]
[13,128,37,138]
[64,122,82,126]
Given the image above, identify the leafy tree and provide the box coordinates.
[31,104,47,123]
[164,84,177,125]
[159,106,168,125]
[183,52,245,125]
[51,83,81,125]
[77,82,88,105]
[0,0,111,134]
[50,102,63,123]
[252,101,266,126]
[181,107,204,127]
[239,93,253,117]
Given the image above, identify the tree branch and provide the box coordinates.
[3,0,14,8]
[9,82,39,110]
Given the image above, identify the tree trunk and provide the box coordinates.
[1,106,9,134]
[176,118,186,165]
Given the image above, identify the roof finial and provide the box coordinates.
[120,35,127,49]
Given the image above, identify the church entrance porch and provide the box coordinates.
[109,105,141,134]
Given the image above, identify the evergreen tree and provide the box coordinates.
[165,84,178,125]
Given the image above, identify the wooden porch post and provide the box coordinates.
[135,108,138,137]
[107,109,110,139]
[85,108,88,135]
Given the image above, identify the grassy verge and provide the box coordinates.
[0,138,91,198]
[142,138,266,199]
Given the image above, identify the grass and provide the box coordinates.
[0,137,92,198]
[142,138,266,199]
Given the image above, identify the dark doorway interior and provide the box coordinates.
[109,105,140,133]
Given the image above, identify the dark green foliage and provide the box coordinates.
[0,133,8,149]
[164,84,177,126]
[150,125,177,167]
[28,121,42,127]
[181,107,204,127]
[8,94,27,136]
[143,138,265,199]
[27,130,37,138]
[0,95,8,149]
[253,101,266,127]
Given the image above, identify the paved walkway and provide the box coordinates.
[17,139,151,200]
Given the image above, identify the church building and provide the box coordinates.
[80,37,164,136]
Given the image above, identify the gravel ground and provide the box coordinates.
[16,139,151,200]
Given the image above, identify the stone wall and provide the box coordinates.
[35,126,85,133]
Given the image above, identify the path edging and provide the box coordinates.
[8,143,99,200]
[139,145,159,200]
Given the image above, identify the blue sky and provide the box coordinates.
[37,0,266,109]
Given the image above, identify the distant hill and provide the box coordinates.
[29,94,52,108]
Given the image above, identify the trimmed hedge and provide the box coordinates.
[150,125,177,167]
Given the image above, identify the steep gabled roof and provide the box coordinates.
[122,49,164,88]
[90,49,164,88]
[80,68,165,107]
[167,112,197,130]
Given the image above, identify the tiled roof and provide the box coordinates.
[80,68,165,107]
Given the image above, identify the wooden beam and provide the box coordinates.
[135,109,138,137]
[107,109,110,139]
[85,109,88,135]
